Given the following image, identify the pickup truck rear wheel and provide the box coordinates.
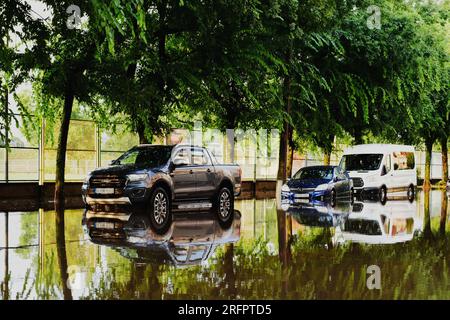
[148,187,172,233]
[216,187,234,224]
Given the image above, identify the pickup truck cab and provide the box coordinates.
[82,144,241,232]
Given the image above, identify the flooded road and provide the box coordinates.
[0,190,449,300]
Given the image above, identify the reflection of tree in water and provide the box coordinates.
[17,211,39,259]
[55,204,73,300]
[439,190,448,237]
[423,189,433,240]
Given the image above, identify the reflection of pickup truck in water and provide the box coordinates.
[82,144,241,231]
[83,210,241,267]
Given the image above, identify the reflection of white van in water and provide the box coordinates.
[333,200,421,245]
[340,144,417,202]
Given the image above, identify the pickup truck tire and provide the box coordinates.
[148,187,172,233]
[215,187,234,225]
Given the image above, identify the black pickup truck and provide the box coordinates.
[82,144,241,231]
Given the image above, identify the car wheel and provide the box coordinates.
[148,187,172,233]
[331,189,337,207]
[379,186,387,204]
[216,187,234,225]
[407,185,415,202]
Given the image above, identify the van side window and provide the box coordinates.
[393,152,415,170]
[384,155,391,173]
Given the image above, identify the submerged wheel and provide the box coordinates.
[148,187,172,233]
[379,186,387,204]
[407,185,415,202]
[215,187,234,225]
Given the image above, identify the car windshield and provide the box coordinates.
[341,154,383,171]
[113,146,173,167]
[293,167,333,180]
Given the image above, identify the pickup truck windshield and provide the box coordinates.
[114,146,173,167]
[341,154,383,171]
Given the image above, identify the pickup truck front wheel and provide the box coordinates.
[148,187,172,233]
[215,187,234,224]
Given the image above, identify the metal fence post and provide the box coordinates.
[95,124,101,168]
[39,118,45,186]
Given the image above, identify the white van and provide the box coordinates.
[339,144,417,202]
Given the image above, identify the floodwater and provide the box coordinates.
[0,190,449,300]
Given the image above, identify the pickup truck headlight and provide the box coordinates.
[281,184,290,193]
[315,183,329,191]
[127,174,148,182]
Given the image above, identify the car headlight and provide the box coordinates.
[127,174,148,182]
[315,183,329,191]
[281,184,290,193]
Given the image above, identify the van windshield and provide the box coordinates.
[341,154,383,171]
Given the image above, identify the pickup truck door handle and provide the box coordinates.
[189,169,194,174]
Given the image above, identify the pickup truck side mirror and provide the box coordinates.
[172,157,189,166]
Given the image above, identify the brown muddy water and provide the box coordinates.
[0,190,449,300]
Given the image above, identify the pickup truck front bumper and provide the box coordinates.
[85,196,132,205]
[82,182,150,206]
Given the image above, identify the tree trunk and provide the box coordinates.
[440,137,448,185]
[54,91,74,205]
[277,75,293,183]
[353,127,363,145]
[440,190,448,237]
[323,135,335,165]
[137,122,149,144]
[226,129,235,163]
[423,139,433,191]
[323,151,331,166]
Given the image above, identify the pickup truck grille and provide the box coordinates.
[89,175,127,188]
[351,178,364,188]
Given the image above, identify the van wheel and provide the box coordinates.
[407,185,415,202]
[148,187,172,233]
[379,186,387,204]
[215,187,234,225]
